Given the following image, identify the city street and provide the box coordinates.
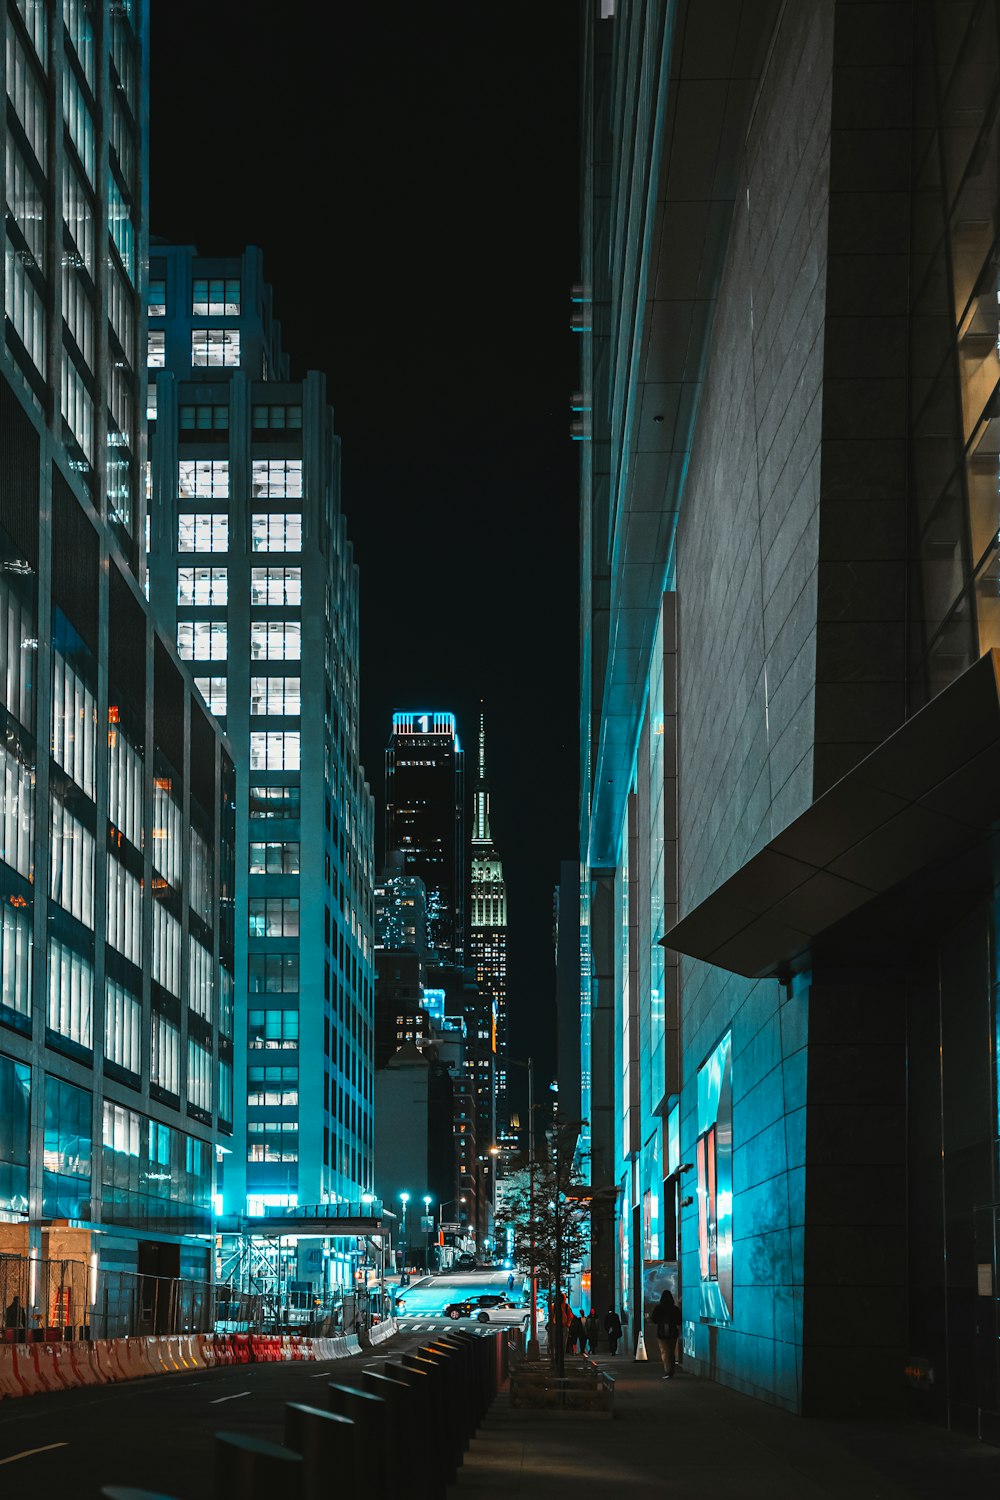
[395,1269,524,1319]
[0,1329,431,1497]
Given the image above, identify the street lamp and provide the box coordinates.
[423,1195,433,1271]
[399,1192,410,1283]
[507,1056,540,1360]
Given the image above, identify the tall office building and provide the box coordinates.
[385,711,465,963]
[145,247,376,1239]
[0,1,235,1297]
[469,712,507,1128]
[575,0,1000,1440]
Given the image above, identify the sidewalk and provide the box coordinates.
[446,1355,1000,1499]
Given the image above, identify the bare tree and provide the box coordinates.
[494,1120,589,1373]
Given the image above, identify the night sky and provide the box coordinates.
[150,6,581,1101]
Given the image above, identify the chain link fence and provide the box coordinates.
[1,1252,262,1340]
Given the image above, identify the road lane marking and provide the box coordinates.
[210,1390,250,1404]
[0,1443,68,1466]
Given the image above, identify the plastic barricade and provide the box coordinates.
[167,1336,187,1370]
[181,1334,205,1369]
[93,1340,124,1383]
[196,1334,217,1367]
[65,1340,101,1387]
[119,1336,156,1379]
[230,1333,252,1364]
[0,1345,25,1398]
[33,1342,75,1391]
[344,1335,361,1355]
[11,1345,41,1395]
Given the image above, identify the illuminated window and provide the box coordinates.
[248,897,299,938]
[250,567,301,607]
[249,785,301,820]
[151,1010,180,1092]
[105,978,140,1074]
[147,279,165,316]
[47,938,93,1049]
[250,675,300,716]
[147,329,164,368]
[250,620,300,660]
[177,620,227,661]
[252,459,302,498]
[107,178,134,283]
[50,792,95,928]
[106,855,141,965]
[696,1031,733,1323]
[248,1008,299,1048]
[191,328,239,367]
[188,1037,213,1113]
[249,841,300,875]
[63,66,95,183]
[178,513,229,553]
[193,677,227,717]
[192,278,240,315]
[251,512,302,553]
[177,566,227,606]
[189,937,213,1022]
[249,731,300,770]
[179,459,229,499]
[247,1066,298,1107]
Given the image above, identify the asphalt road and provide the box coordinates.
[0,1324,443,1498]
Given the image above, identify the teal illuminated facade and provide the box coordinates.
[577,0,1000,1439]
[145,248,376,1239]
[0,1,233,1288]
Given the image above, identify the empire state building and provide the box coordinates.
[469,712,509,1130]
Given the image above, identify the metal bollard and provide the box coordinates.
[384,1359,441,1500]
[402,1350,456,1481]
[214,1431,303,1499]
[362,1369,424,1500]
[419,1344,466,1461]
[326,1383,388,1494]
[429,1339,474,1446]
[446,1328,486,1422]
[284,1403,356,1500]
[102,1490,182,1499]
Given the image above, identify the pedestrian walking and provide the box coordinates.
[652,1290,681,1379]
[603,1307,622,1355]
[566,1308,583,1354]
[585,1309,601,1353]
[507,1271,515,1293]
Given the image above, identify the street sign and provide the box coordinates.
[419,1215,434,1232]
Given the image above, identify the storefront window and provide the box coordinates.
[696,1030,733,1322]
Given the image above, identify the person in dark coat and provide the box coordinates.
[566,1308,583,1354]
[652,1290,681,1378]
[603,1307,622,1355]
[584,1309,601,1353]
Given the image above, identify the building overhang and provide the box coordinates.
[663,651,1000,980]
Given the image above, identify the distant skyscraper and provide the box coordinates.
[469,712,508,1128]
[145,247,376,1232]
[385,712,465,962]
[374,851,429,956]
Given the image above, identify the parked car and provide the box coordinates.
[455,1252,476,1268]
[445,1300,474,1320]
[469,1294,505,1309]
[473,1300,530,1325]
